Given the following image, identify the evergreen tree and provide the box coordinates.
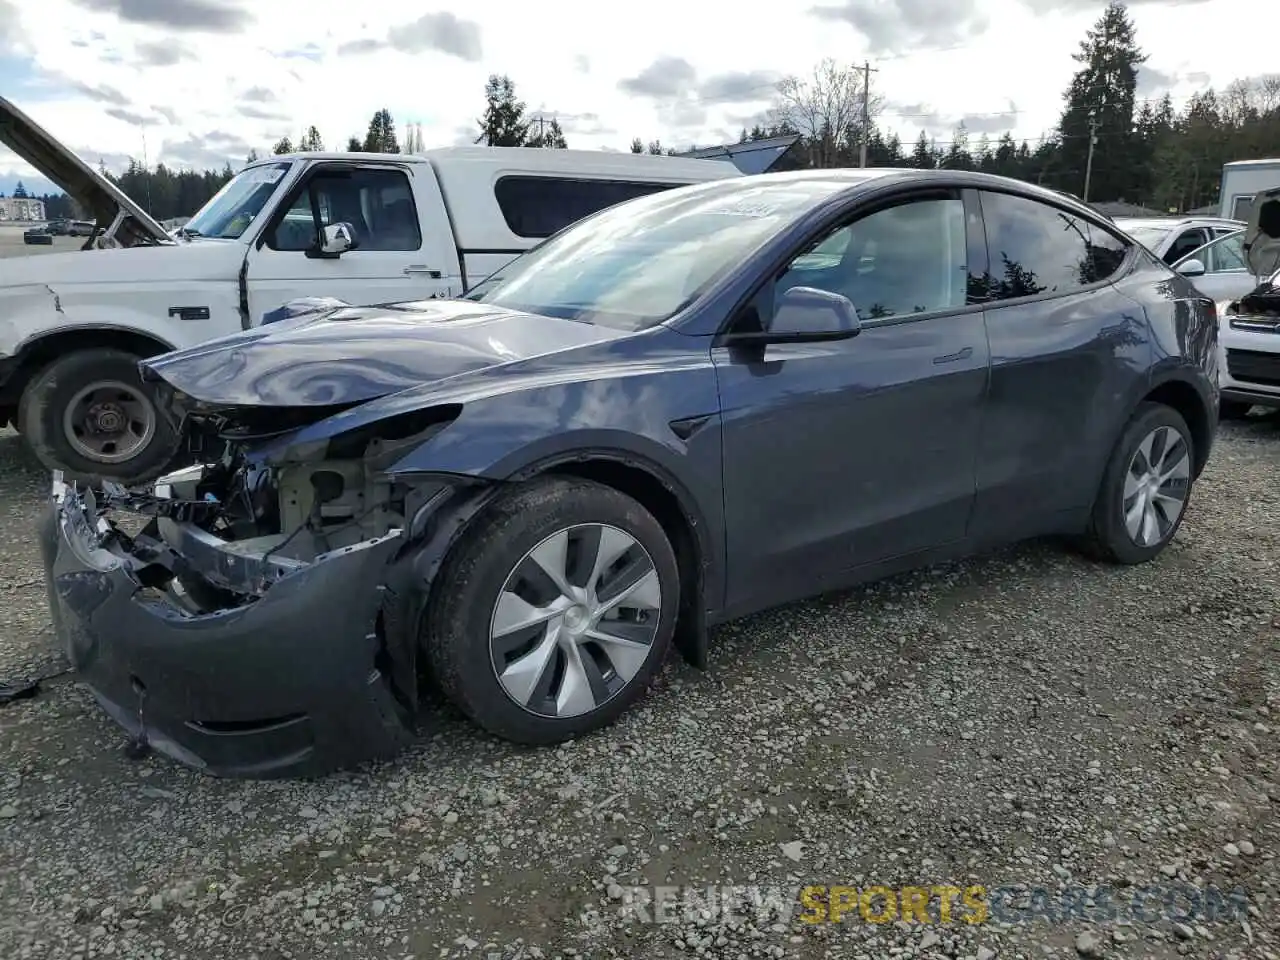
[528,118,568,148]
[476,75,529,146]
[12,181,27,198]
[1055,1,1146,200]
[630,137,644,153]
[910,131,936,169]
[346,136,363,152]
[298,126,324,151]
[363,109,399,152]
[273,136,293,155]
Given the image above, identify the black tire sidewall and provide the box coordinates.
[1091,403,1195,564]
[18,349,179,483]
[426,478,680,744]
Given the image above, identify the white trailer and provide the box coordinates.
[1219,158,1280,221]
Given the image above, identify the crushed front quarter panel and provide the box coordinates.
[38,475,417,779]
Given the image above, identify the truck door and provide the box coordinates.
[243,161,461,324]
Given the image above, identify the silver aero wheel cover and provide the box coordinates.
[61,380,157,464]
[1123,424,1191,548]
[488,523,663,719]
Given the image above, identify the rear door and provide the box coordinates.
[969,189,1142,539]
[244,161,458,323]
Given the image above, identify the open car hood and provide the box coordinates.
[0,95,172,246]
[1244,187,1280,280]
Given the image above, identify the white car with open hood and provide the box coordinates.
[0,96,740,482]
[1216,187,1280,418]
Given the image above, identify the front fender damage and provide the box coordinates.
[41,434,501,777]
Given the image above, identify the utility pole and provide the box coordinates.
[1082,110,1099,203]
[529,116,546,143]
[140,122,153,214]
[859,60,878,168]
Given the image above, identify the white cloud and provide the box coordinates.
[0,0,1273,185]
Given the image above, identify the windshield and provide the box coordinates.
[184,162,292,239]
[465,178,852,330]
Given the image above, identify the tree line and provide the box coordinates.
[43,1,1280,223]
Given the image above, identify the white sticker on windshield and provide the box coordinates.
[712,201,777,218]
[246,166,285,185]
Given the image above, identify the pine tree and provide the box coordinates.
[12,181,27,198]
[245,149,259,164]
[528,118,568,149]
[346,136,362,152]
[273,136,293,155]
[298,126,324,151]
[476,75,529,146]
[630,137,643,154]
[910,131,935,169]
[363,109,399,153]
[1055,1,1147,201]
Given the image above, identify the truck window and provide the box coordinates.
[1232,196,1254,222]
[267,167,421,252]
[494,176,682,239]
[185,162,290,239]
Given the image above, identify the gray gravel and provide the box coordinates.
[1,418,1278,960]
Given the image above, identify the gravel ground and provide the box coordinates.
[1,417,1277,960]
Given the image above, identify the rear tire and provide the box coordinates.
[1077,402,1196,565]
[424,477,680,745]
[18,348,181,484]
[1217,399,1252,421]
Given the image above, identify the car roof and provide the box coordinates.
[1115,216,1243,229]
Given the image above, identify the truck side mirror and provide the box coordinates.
[309,222,355,259]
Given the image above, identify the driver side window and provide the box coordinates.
[267,168,422,253]
[776,197,968,322]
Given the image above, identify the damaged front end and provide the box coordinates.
[38,397,480,779]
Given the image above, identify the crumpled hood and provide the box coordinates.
[141,299,628,408]
[0,238,244,288]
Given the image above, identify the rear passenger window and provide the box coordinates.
[978,191,1125,301]
[494,176,681,239]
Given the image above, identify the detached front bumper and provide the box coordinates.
[37,475,414,779]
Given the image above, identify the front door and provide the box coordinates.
[714,190,990,615]
[244,163,455,325]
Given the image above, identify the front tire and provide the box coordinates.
[424,477,680,744]
[1079,402,1196,565]
[18,348,181,484]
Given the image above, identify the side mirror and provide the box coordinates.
[1176,258,1206,277]
[772,285,861,338]
[309,222,355,259]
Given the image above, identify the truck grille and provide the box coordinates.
[1226,349,1280,387]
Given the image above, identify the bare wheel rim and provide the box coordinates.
[61,380,157,465]
[1123,424,1191,548]
[489,523,663,719]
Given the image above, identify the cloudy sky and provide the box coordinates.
[0,0,1270,194]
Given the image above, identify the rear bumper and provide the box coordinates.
[38,476,414,779]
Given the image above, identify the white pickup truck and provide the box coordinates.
[0,95,739,481]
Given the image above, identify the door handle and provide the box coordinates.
[404,265,442,278]
[932,346,974,365]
